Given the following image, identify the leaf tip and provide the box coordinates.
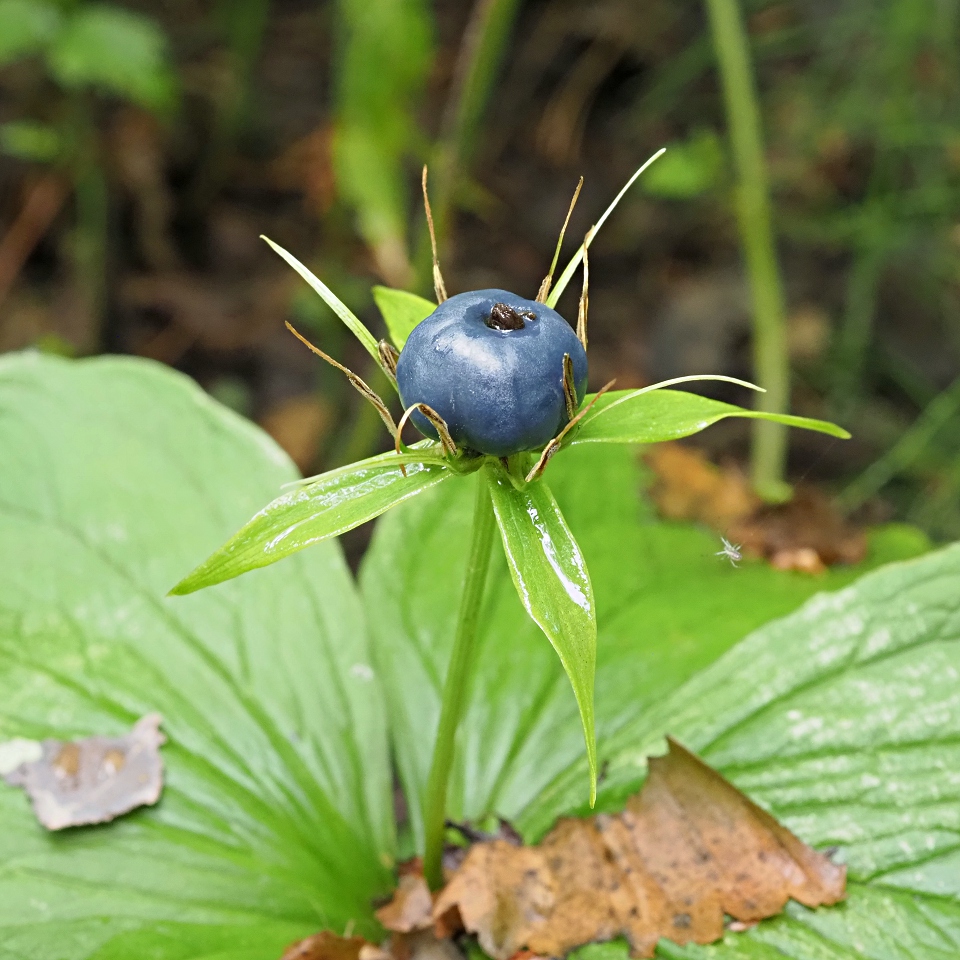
[260,235,285,257]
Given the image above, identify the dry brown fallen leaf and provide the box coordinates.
[281,931,390,960]
[375,873,435,934]
[1,714,166,830]
[645,443,865,571]
[375,738,845,959]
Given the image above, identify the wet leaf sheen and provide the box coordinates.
[172,451,452,595]
[484,462,597,804]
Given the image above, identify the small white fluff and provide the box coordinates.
[716,536,743,567]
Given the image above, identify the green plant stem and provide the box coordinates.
[704,0,790,502]
[417,0,521,291]
[422,474,497,889]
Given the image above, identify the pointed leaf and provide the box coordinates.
[372,285,436,349]
[484,462,597,804]
[360,444,926,848]
[367,438,953,956]
[572,387,849,445]
[547,149,665,308]
[262,236,383,363]
[0,352,394,957]
[172,450,452,595]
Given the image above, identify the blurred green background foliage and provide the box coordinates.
[1,0,959,539]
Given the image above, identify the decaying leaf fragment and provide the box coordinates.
[375,872,435,933]
[645,443,866,571]
[281,931,389,960]
[430,738,846,958]
[2,714,166,830]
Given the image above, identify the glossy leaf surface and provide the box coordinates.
[372,285,436,349]
[172,448,452,595]
[573,388,849,446]
[564,542,960,960]
[0,353,394,957]
[485,462,597,804]
[360,445,924,847]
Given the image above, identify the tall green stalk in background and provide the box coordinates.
[333,0,435,288]
[425,0,522,267]
[704,0,791,502]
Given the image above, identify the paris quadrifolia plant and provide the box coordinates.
[170,152,849,890]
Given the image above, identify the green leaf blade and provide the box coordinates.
[0,352,395,956]
[372,285,436,349]
[360,444,925,851]
[525,540,960,887]
[559,541,960,959]
[484,463,598,804]
[546,148,665,308]
[172,451,452,595]
[261,236,382,363]
[572,388,849,446]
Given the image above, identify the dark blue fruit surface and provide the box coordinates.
[395,289,588,456]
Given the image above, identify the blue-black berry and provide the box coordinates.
[396,289,588,457]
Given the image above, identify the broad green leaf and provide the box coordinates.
[0,0,61,65]
[360,444,923,848]
[552,540,960,959]
[0,353,394,957]
[547,148,665,308]
[172,448,453,595]
[573,387,850,445]
[47,5,176,113]
[261,236,383,364]
[484,461,597,805]
[372,285,436,349]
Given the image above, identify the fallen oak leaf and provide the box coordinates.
[432,738,845,959]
